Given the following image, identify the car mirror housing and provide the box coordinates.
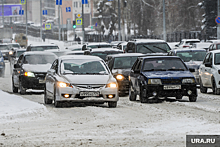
[189,68,195,72]
[204,63,212,68]
[14,63,20,68]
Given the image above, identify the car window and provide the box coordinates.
[17,55,23,64]
[24,54,56,64]
[113,56,138,69]
[91,52,122,60]
[213,45,216,50]
[16,51,26,58]
[0,45,10,50]
[203,53,210,64]
[176,51,206,62]
[61,60,108,75]
[217,44,220,49]
[134,59,142,71]
[209,53,213,64]
[136,43,170,53]
[214,53,220,65]
[30,46,59,51]
[142,58,187,71]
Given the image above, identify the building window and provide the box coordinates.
[85,2,89,8]
[79,2,82,7]
[74,2,78,8]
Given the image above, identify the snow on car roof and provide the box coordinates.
[140,55,180,60]
[59,55,102,61]
[130,39,166,43]
[23,51,57,56]
[181,39,200,41]
[107,53,143,57]
[209,50,220,53]
[174,48,206,52]
[89,48,123,52]
[29,44,58,47]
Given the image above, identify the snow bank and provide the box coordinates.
[0,90,48,122]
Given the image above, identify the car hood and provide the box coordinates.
[185,61,202,69]
[112,69,131,76]
[0,50,9,54]
[22,64,52,73]
[62,75,111,84]
[142,71,194,79]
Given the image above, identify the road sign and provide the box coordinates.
[76,18,82,25]
[66,7,71,12]
[19,10,24,15]
[95,22,98,27]
[216,16,220,24]
[77,13,81,18]
[82,0,88,4]
[43,10,47,15]
[56,0,62,5]
[45,23,51,30]
[20,0,26,5]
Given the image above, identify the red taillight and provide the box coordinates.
[15,40,17,42]
[183,45,190,48]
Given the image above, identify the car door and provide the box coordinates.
[46,59,58,96]
[200,53,212,87]
[206,53,213,86]
[130,59,142,93]
[13,55,24,87]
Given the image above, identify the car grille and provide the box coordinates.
[73,84,105,89]
[161,79,182,84]
[34,73,46,79]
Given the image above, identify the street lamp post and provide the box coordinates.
[163,0,166,41]
[118,0,121,41]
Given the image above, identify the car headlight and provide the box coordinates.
[24,72,35,77]
[9,51,13,55]
[57,81,72,88]
[116,74,124,80]
[148,79,162,85]
[182,78,195,84]
[106,82,117,88]
[0,62,4,66]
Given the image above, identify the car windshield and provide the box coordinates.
[142,58,187,71]
[24,54,56,64]
[0,45,10,50]
[185,41,200,45]
[136,43,170,53]
[16,51,26,58]
[214,53,220,65]
[113,56,138,69]
[31,46,59,51]
[61,59,109,75]
[92,52,121,60]
[88,45,111,49]
[176,51,206,62]
[11,44,21,48]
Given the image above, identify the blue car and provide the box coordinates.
[129,56,197,103]
[0,51,5,77]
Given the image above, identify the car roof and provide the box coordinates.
[181,39,200,41]
[173,48,206,52]
[129,39,166,43]
[107,53,144,58]
[89,48,123,52]
[139,56,180,60]
[23,51,57,56]
[59,55,102,60]
[16,49,26,52]
[29,44,58,47]
[209,50,220,53]
[86,42,111,46]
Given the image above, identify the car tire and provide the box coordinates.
[108,101,117,108]
[44,87,52,104]
[212,78,220,95]
[200,78,207,93]
[19,79,26,95]
[189,96,197,102]
[129,87,136,101]
[12,78,18,93]
[176,95,182,99]
[53,87,62,108]
[139,87,148,103]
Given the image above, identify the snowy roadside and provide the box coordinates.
[0,90,48,123]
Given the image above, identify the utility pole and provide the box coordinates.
[118,0,121,41]
[163,0,166,41]
[26,0,27,36]
[58,4,61,41]
[82,2,85,43]
[218,0,220,39]
[2,0,4,28]
[40,0,42,41]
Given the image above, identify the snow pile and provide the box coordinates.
[0,90,48,122]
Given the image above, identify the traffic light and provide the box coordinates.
[91,25,93,29]
[73,20,76,29]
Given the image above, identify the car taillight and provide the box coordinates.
[16,40,17,42]
[183,45,190,48]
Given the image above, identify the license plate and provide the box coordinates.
[164,85,181,90]
[80,91,100,97]
[39,79,45,83]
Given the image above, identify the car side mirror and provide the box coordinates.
[204,63,212,68]
[48,69,56,75]
[175,44,179,47]
[189,68,195,72]
[14,63,20,68]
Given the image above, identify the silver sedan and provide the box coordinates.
[44,55,119,108]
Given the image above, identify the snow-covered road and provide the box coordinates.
[0,39,219,146]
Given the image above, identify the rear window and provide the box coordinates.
[31,46,59,51]
[22,36,27,40]
[136,43,170,54]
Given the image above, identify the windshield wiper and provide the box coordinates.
[142,45,156,53]
[153,46,167,52]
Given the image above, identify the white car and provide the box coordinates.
[44,55,119,108]
[199,50,220,94]
[176,39,200,48]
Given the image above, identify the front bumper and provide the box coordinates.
[20,75,46,90]
[143,84,197,98]
[117,79,130,94]
[55,85,119,103]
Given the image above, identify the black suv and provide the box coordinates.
[12,51,57,94]
[125,39,171,54]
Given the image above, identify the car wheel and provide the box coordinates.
[175,94,182,100]
[53,87,62,108]
[44,87,52,104]
[108,101,117,108]
[200,78,207,93]
[189,96,197,102]
[12,78,18,93]
[212,78,220,95]
[19,79,26,95]
[139,87,148,103]
[129,87,136,101]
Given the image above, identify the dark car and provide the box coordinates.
[106,53,144,95]
[12,51,57,94]
[0,44,12,60]
[84,48,123,61]
[129,56,197,103]
[125,39,171,54]
[168,48,207,85]
[26,44,59,51]
[0,51,5,77]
